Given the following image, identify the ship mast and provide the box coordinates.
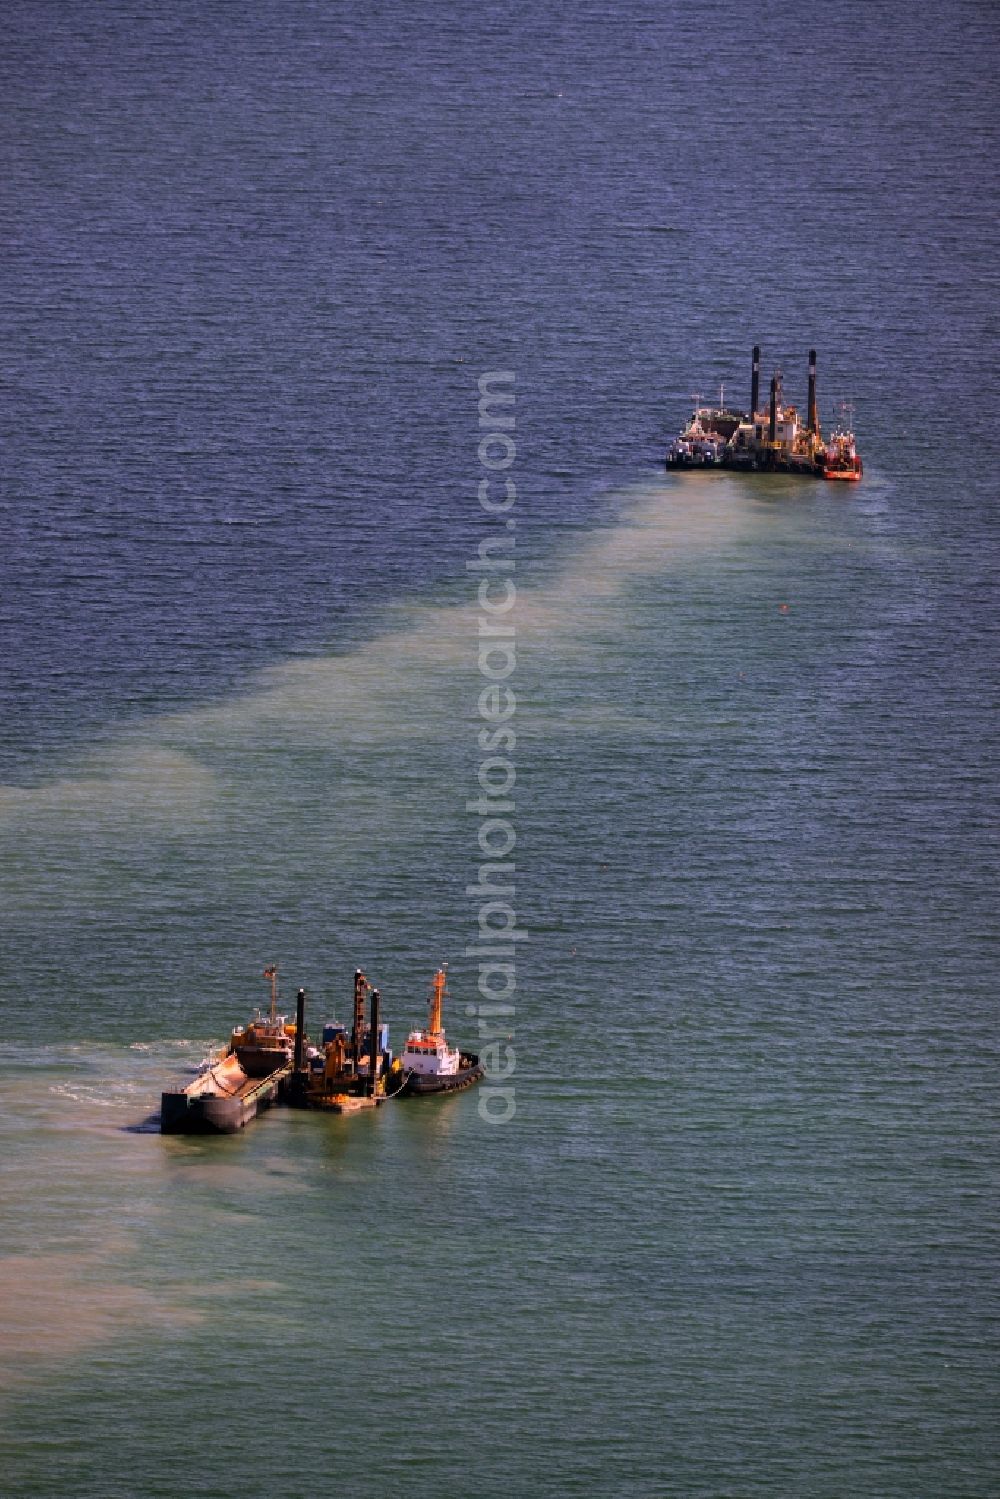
[428,967,447,1037]
[263,964,278,1024]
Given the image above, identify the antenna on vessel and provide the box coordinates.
[835,398,855,433]
[719,381,725,408]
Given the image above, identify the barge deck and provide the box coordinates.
[160,1055,291,1135]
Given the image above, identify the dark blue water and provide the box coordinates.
[2,3,998,1495]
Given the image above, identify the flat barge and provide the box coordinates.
[160,965,301,1135]
[665,346,862,480]
[160,1055,291,1134]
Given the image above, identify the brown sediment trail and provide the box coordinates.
[0,480,753,821]
[0,1250,204,1392]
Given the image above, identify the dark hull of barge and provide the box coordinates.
[160,1059,291,1134]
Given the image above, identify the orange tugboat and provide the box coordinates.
[399,967,483,1097]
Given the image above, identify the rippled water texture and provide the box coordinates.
[2,2,998,1496]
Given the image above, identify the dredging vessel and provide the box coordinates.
[293,969,394,1113]
[159,963,482,1132]
[665,346,863,480]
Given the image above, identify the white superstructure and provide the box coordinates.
[401,1030,462,1078]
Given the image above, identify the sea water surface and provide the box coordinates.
[1,2,998,1496]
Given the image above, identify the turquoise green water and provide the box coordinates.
[3,474,997,1495]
